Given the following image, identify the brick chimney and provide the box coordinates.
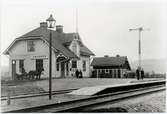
[56,25,63,33]
[40,22,48,28]
[104,55,109,57]
[116,54,120,57]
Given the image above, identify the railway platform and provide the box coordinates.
[1,79,165,113]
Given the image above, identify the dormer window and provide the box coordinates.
[27,40,35,52]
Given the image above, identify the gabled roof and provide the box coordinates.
[63,33,95,56]
[91,56,131,69]
[4,25,94,58]
[80,46,95,56]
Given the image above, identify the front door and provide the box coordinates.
[57,56,66,78]
[61,62,65,78]
[12,60,16,80]
[36,59,43,71]
[118,69,121,78]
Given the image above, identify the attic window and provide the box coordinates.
[27,40,35,52]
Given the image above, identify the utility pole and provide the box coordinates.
[46,14,56,100]
[76,8,78,34]
[129,27,149,79]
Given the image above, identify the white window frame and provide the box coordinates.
[72,60,77,68]
[27,40,35,52]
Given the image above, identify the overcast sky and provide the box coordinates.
[1,0,167,66]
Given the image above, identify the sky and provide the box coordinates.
[1,0,167,66]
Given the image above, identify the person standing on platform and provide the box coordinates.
[79,70,83,78]
[75,69,79,78]
[136,68,140,80]
[141,68,144,80]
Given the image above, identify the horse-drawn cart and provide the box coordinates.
[15,68,44,80]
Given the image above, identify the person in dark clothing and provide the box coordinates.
[22,67,25,73]
[124,73,127,78]
[141,69,144,80]
[136,68,140,80]
[75,69,79,78]
[79,70,83,78]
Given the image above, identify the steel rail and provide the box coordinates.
[1,79,164,100]
[63,85,165,112]
[1,88,78,101]
[3,81,165,113]
[41,85,166,113]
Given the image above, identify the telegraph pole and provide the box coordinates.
[46,14,56,100]
[76,8,78,33]
[129,27,148,79]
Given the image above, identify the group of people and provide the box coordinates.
[136,67,144,80]
[75,69,83,78]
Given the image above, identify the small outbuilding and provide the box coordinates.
[91,55,131,78]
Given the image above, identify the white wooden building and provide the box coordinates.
[91,55,131,78]
[4,18,94,80]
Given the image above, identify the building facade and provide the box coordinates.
[4,18,94,80]
[91,55,131,78]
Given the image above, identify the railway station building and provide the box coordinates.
[4,16,94,79]
[91,55,131,78]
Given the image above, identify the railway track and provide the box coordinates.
[64,85,165,112]
[3,80,165,113]
[1,88,78,101]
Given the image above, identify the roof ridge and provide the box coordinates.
[5,25,94,57]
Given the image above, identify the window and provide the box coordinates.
[102,69,105,73]
[57,63,59,71]
[114,69,117,78]
[98,69,101,73]
[27,40,35,52]
[72,61,77,68]
[118,69,121,78]
[109,69,112,74]
[66,63,69,75]
[36,59,43,71]
[82,60,86,71]
[19,60,24,73]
